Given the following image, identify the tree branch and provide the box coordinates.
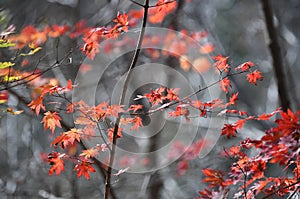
[103,1,149,198]
[261,0,290,111]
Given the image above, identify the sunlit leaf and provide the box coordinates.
[0,62,15,69]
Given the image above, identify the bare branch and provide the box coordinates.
[103,0,150,198]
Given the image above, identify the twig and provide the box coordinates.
[261,180,300,199]
[223,148,248,199]
[103,1,150,198]
[138,174,152,199]
[127,70,246,117]
[0,49,73,91]
[286,186,299,199]
[149,0,177,8]
[54,93,112,152]
[129,0,144,7]
[8,88,117,199]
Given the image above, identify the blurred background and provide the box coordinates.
[0,0,299,198]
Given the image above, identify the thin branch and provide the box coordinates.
[129,0,176,8]
[0,49,73,91]
[138,174,152,199]
[103,1,149,198]
[223,148,248,199]
[261,180,300,199]
[127,70,246,117]
[149,0,177,8]
[8,88,117,199]
[129,0,145,7]
[54,93,112,152]
[287,186,299,199]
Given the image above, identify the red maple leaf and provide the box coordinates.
[169,105,190,122]
[128,104,143,113]
[28,96,45,115]
[48,152,65,176]
[106,104,124,118]
[0,91,8,104]
[80,147,99,159]
[113,12,129,32]
[202,168,225,188]
[255,107,281,121]
[247,70,263,85]
[51,128,81,148]
[234,116,254,129]
[212,54,230,72]
[74,161,96,180]
[144,87,165,106]
[130,116,143,131]
[81,38,100,60]
[42,111,62,133]
[166,88,180,101]
[228,92,239,106]
[274,109,300,136]
[148,0,177,24]
[221,124,237,138]
[48,24,70,38]
[107,127,123,141]
[235,61,255,72]
[219,78,232,93]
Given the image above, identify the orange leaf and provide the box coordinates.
[74,161,96,180]
[202,168,225,188]
[228,92,239,106]
[66,79,73,91]
[106,104,124,118]
[212,54,230,72]
[128,104,143,113]
[166,88,180,101]
[48,24,70,38]
[169,105,190,122]
[0,91,8,104]
[247,70,263,85]
[48,152,65,176]
[148,0,177,24]
[256,108,281,121]
[51,128,81,148]
[235,61,255,72]
[130,116,143,131]
[28,96,45,115]
[221,124,237,138]
[107,127,123,141]
[81,38,100,60]
[80,147,99,159]
[219,78,232,93]
[144,87,165,106]
[42,111,62,133]
[113,12,129,28]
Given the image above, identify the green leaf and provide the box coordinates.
[0,62,15,69]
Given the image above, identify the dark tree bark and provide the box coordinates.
[261,0,290,111]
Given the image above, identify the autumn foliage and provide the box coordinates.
[0,0,299,198]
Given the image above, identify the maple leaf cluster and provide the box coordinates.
[1,3,298,198]
[196,109,300,198]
